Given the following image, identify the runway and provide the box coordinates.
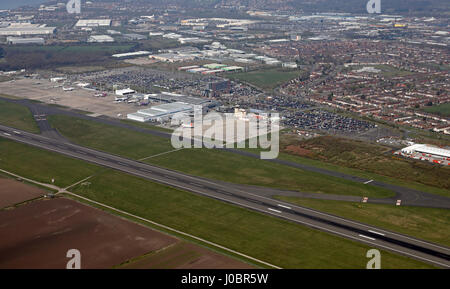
[1,124,449,268]
[3,97,448,209]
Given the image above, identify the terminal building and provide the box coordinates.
[126,92,218,123]
[127,102,193,123]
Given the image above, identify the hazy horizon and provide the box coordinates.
[0,0,47,10]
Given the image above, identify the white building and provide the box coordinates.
[112,51,151,58]
[88,35,114,43]
[7,37,44,45]
[282,62,298,69]
[0,23,55,36]
[401,144,450,159]
[115,88,136,96]
[75,19,111,27]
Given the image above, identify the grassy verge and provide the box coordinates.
[275,196,450,247]
[146,148,393,198]
[48,115,173,160]
[71,170,434,268]
[0,99,39,133]
[0,138,102,187]
[120,119,173,133]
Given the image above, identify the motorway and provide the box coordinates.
[1,124,449,268]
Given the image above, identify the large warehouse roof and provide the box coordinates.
[138,102,193,117]
[0,23,55,35]
[401,144,450,158]
[88,35,114,43]
[75,19,111,27]
[128,102,193,122]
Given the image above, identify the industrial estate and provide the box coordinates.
[0,0,448,277]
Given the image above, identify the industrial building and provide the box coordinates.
[88,35,115,43]
[0,23,55,36]
[112,51,151,58]
[221,66,244,72]
[6,37,44,45]
[282,62,298,69]
[398,144,450,165]
[127,92,217,122]
[178,37,209,44]
[122,33,147,41]
[127,102,193,122]
[149,53,195,63]
[75,19,111,27]
[115,88,136,96]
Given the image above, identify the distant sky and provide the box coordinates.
[0,0,48,10]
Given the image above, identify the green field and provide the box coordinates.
[0,138,102,187]
[228,68,304,90]
[422,102,450,117]
[275,196,450,247]
[138,37,181,50]
[48,114,394,198]
[0,99,39,133]
[48,115,173,160]
[72,170,434,268]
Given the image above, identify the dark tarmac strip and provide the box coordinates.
[0,124,449,268]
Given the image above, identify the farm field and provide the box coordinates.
[0,197,177,269]
[119,241,253,269]
[0,177,47,208]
